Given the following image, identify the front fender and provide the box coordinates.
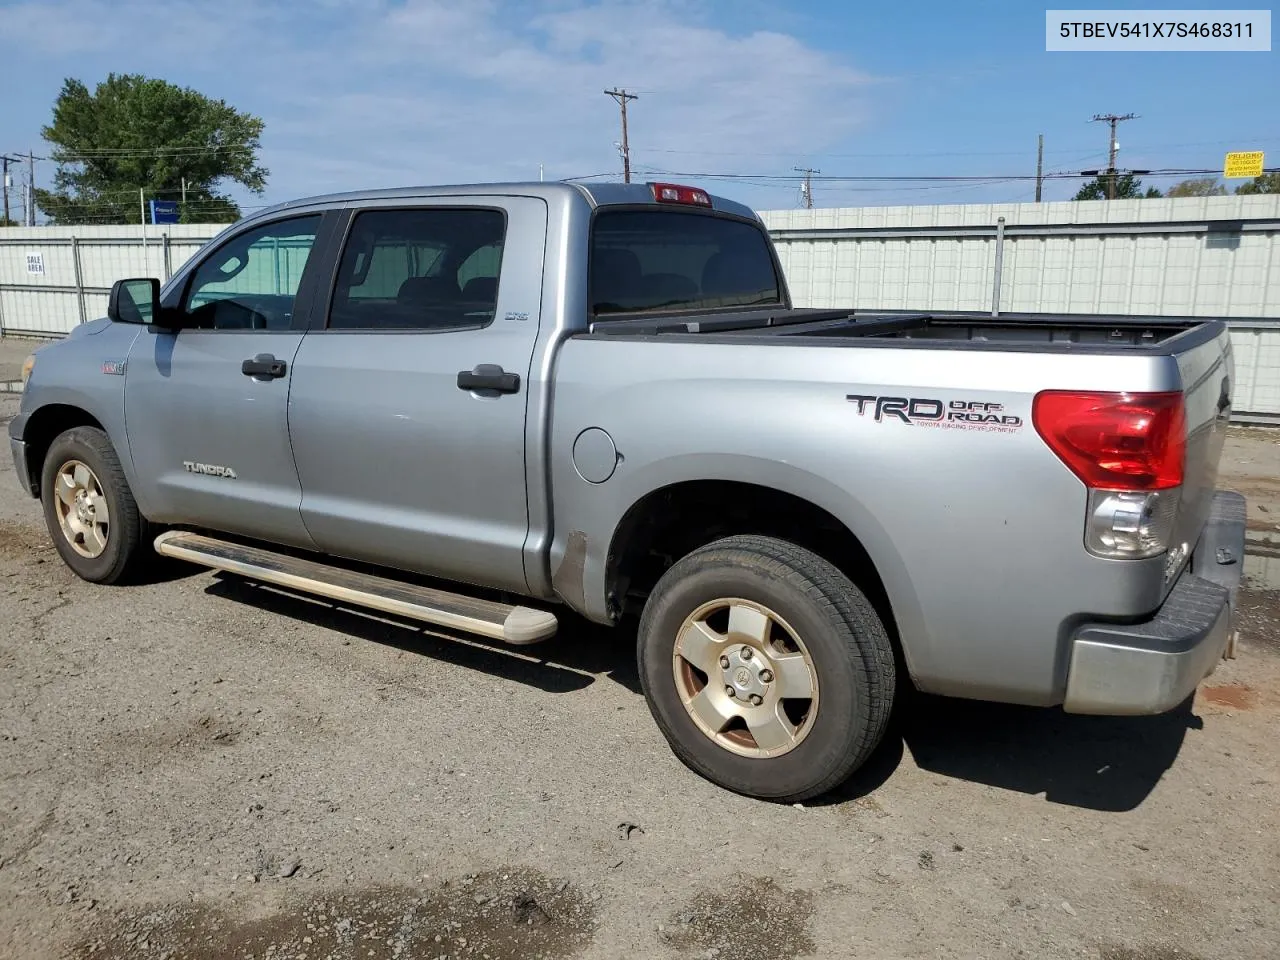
[13,323,145,508]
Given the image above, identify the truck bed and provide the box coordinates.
[586,307,1223,353]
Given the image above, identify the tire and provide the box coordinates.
[40,426,152,584]
[637,534,896,802]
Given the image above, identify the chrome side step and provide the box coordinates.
[153,531,558,645]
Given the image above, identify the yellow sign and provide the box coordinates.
[1224,151,1264,179]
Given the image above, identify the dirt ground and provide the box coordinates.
[0,346,1277,959]
[0,337,33,389]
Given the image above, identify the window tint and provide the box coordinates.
[347,241,446,300]
[183,216,322,330]
[590,210,781,315]
[329,209,506,331]
[457,242,502,292]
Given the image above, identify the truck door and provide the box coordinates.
[124,212,335,548]
[287,197,547,594]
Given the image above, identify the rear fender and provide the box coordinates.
[565,451,927,675]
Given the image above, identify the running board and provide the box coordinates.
[153,531,558,645]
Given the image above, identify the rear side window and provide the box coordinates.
[329,208,506,331]
[590,210,782,315]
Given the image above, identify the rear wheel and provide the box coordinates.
[637,535,895,802]
[41,427,152,584]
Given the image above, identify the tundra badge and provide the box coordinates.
[183,461,238,479]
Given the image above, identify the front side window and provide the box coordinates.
[328,208,506,331]
[182,215,322,330]
[590,209,782,315]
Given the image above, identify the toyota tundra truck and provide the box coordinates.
[9,181,1246,802]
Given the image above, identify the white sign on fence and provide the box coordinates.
[25,251,45,276]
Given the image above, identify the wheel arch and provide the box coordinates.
[15,403,108,498]
[596,463,925,679]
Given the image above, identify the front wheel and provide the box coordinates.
[40,426,152,584]
[637,535,896,802]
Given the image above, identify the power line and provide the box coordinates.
[37,185,223,199]
[51,144,253,156]
[631,136,1279,161]
[34,198,269,212]
[10,133,1274,172]
[640,145,1077,160]
[787,179,1031,195]
[13,136,1270,168]
[622,166,1233,183]
[9,144,258,163]
[603,88,639,184]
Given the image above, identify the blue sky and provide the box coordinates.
[0,0,1275,214]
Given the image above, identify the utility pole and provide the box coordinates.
[604,88,638,183]
[1035,134,1044,202]
[27,151,35,225]
[140,187,148,274]
[1091,113,1137,200]
[794,167,820,209]
[2,156,10,224]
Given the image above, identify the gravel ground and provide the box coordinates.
[0,337,48,384]
[0,384,1277,960]
[0,337,42,387]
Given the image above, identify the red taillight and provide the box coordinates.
[650,182,712,207]
[1032,391,1186,491]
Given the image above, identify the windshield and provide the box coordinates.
[590,209,782,315]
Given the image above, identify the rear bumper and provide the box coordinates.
[1063,490,1246,715]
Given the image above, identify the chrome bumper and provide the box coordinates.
[1064,490,1246,715]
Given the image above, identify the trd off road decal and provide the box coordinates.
[846,395,1024,433]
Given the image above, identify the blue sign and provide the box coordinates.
[148,199,179,224]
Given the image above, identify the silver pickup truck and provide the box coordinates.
[9,181,1246,802]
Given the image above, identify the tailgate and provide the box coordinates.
[1170,325,1234,579]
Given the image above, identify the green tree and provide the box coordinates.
[1167,177,1226,197]
[35,74,267,225]
[1235,172,1280,195]
[1072,173,1162,200]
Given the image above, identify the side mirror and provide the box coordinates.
[107,278,172,327]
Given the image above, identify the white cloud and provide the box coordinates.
[4,0,879,208]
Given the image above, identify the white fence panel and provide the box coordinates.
[0,224,224,336]
[762,195,1280,316]
[762,195,1280,419]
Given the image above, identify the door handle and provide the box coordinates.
[457,364,520,395]
[242,354,287,380]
